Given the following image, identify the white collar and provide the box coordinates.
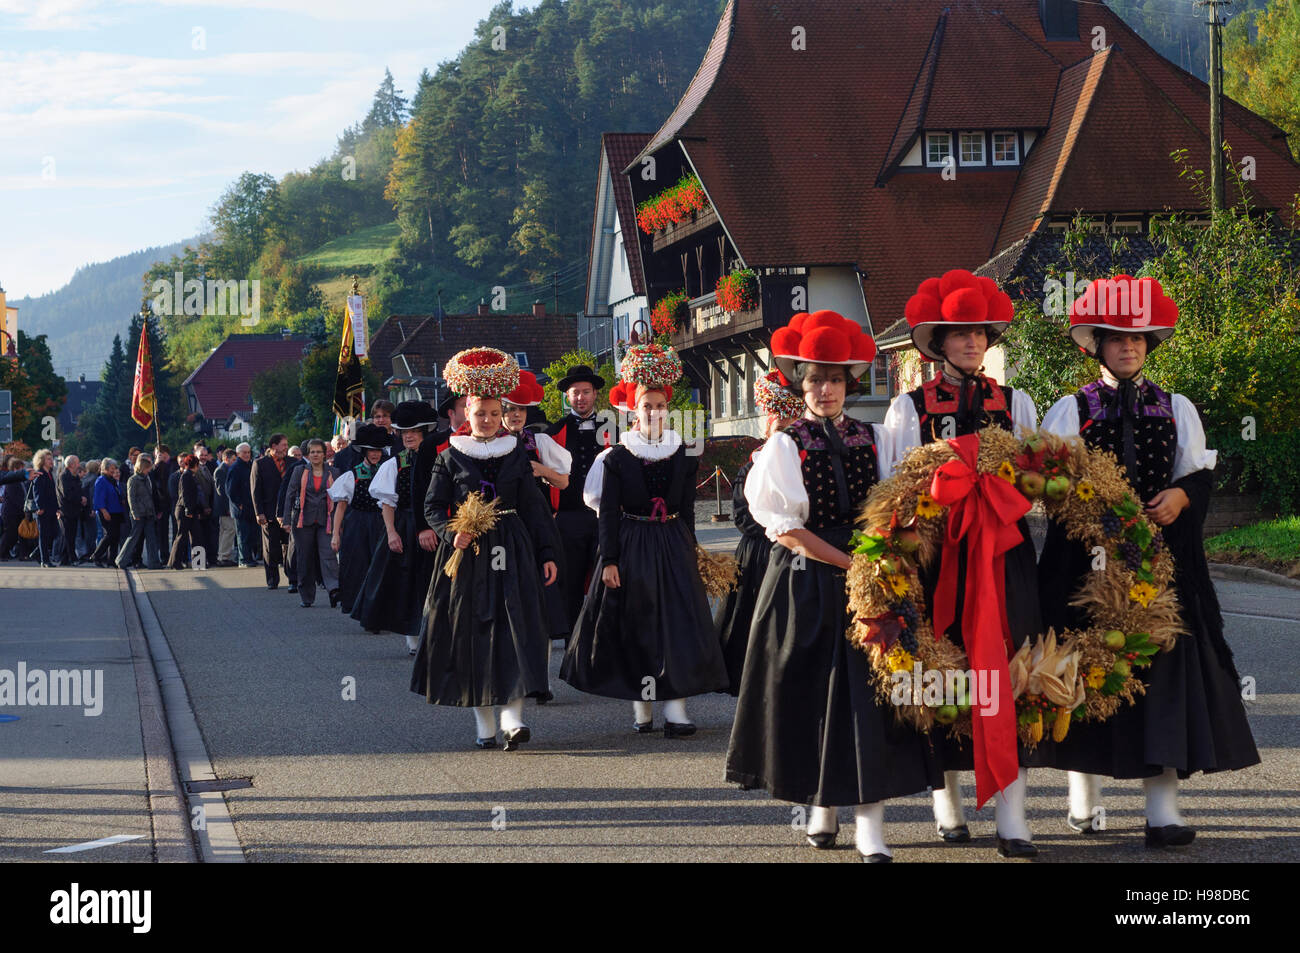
[449,434,516,459]
[620,428,681,460]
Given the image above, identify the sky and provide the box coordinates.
[0,0,506,300]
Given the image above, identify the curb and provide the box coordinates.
[117,569,197,863]
[127,570,246,863]
[1208,561,1300,591]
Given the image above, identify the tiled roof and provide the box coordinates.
[389,313,578,385]
[629,0,1300,336]
[368,315,424,375]
[590,133,652,302]
[183,334,312,422]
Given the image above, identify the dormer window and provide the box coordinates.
[992,131,1020,165]
[959,132,986,166]
[926,132,952,167]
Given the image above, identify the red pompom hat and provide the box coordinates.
[608,382,633,413]
[502,370,545,408]
[770,310,877,382]
[1068,275,1178,355]
[904,269,1015,362]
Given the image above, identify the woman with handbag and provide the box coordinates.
[1,457,36,560]
[31,449,60,567]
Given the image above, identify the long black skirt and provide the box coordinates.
[715,531,771,696]
[410,513,551,707]
[561,516,728,700]
[725,526,944,806]
[337,509,385,615]
[918,519,1056,771]
[350,510,434,636]
[1041,520,1259,779]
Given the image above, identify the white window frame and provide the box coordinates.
[959,132,986,166]
[514,351,529,368]
[991,131,1019,166]
[925,132,952,167]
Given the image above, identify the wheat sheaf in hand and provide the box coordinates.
[443,491,503,579]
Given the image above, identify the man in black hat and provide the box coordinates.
[544,364,611,629]
[430,387,467,451]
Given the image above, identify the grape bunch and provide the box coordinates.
[1120,541,1142,570]
[896,600,920,653]
[1101,512,1121,537]
[1150,533,1163,556]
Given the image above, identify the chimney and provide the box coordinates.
[532,301,546,318]
[478,298,490,316]
[1039,0,1079,41]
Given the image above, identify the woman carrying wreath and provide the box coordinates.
[561,343,728,735]
[411,349,559,752]
[715,370,803,695]
[1039,276,1259,847]
[726,312,942,862]
[884,269,1047,858]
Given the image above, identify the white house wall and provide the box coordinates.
[808,266,870,330]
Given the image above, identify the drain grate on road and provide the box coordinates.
[184,777,253,794]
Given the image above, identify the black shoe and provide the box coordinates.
[996,836,1038,859]
[502,726,530,751]
[1144,822,1195,848]
[328,588,340,609]
[475,737,498,749]
[299,601,311,608]
[1067,814,1101,834]
[663,721,696,738]
[633,720,655,734]
[535,691,554,705]
[806,827,838,850]
[860,852,893,863]
[267,583,278,590]
[939,824,971,843]
[287,584,298,593]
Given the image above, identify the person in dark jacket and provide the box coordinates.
[30,449,60,567]
[213,449,237,566]
[88,459,126,567]
[276,440,313,594]
[151,444,175,557]
[0,457,34,560]
[57,455,87,565]
[227,442,258,567]
[168,454,203,569]
[192,444,217,563]
[251,434,294,589]
[117,453,163,569]
[78,461,100,559]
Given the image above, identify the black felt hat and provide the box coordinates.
[391,401,438,430]
[352,423,390,450]
[557,364,605,391]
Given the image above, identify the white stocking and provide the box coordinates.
[472,706,496,740]
[663,698,689,724]
[994,767,1032,842]
[499,698,525,732]
[405,634,419,652]
[854,802,890,858]
[932,770,966,830]
[632,700,653,724]
[1144,767,1186,827]
[1068,772,1102,822]
[807,805,838,835]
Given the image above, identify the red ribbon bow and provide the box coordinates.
[649,496,668,522]
[929,433,1029,807]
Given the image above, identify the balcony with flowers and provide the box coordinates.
[636,173,720,252]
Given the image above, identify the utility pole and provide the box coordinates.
[1197,0,1232,216]
[552,271,559,316]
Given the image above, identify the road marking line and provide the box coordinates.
[44,834,145,853]
[1223,611,1300,624]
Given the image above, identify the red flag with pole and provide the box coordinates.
[131,323,156,429]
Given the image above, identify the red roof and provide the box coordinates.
[183,334,312,422]
[627,0,1300,335]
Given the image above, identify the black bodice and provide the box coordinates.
[1075,378,1177,502]
[784,416,879,531]
[907,374,1015,444]
[350,463,381,513]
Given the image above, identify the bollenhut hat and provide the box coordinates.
[904,269,1015,362]
[1068,275,1178,356]
[770,310,877,382]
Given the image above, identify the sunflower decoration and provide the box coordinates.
[444,347,521,398]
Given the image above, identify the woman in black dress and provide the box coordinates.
[884,269,1044,858]
[725,311,943,862]
[1040,276,1259,847]
[501,370,571,644]
[352,401,438,653]
[715,371,802,695]
[411,349,559,750]
[561,344,728,734]
[329,424,389,615]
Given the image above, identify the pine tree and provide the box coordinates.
[363,68,409,131]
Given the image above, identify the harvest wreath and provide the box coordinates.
[846,426,1185,748]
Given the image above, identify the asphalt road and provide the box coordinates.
[2,543,1296,863]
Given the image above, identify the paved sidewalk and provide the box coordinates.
[0,564,161,861]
